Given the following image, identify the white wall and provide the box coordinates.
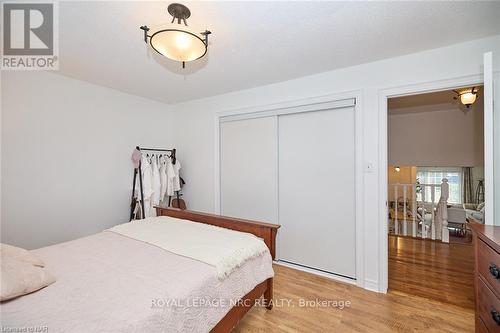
[171,35,500,292]
[1,71,173,249]
[388,104,484,166]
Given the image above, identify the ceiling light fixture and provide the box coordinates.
[394,166,401,172]
[453,87,478,108]
[140,3,211,68]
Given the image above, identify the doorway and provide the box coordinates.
[386,87,483,308]
[378,54,496,292]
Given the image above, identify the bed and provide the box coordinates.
[1,208,279,333]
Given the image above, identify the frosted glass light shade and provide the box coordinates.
[150,29,207,62]
[460,92,477,106]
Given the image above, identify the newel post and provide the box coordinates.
[440,178,449,243]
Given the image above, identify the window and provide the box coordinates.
[416,167,462,204]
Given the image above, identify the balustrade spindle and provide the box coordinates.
[440,178,450,243]
[394,185,398,235]
[412,184,417,237]
[431,186,436,240]
[421,186,426,239]
[403,186,407,236]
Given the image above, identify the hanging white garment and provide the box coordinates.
[166,158,176,196]
[139,155,153,217]
[159,156,168,201]
[140,155,153,199]
[151,155,161,207]
[173,160,182,192]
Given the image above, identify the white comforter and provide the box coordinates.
[1,231,274,333]
[107,216,269,280]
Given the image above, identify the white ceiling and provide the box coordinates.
[58,1,500,104]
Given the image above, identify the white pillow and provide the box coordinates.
[1,257,56,301]
[0,243,45,267]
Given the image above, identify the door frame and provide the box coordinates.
[378,74,488,293]
[214,89,365,288]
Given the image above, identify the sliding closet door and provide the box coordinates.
[219,116,278,224]
[278,107,356,278]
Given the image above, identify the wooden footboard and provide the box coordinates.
[155,207,279,332]
[210,278,273,333]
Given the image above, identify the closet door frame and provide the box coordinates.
[214,91,365,288]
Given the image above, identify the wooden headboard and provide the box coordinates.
[155,207,280,259]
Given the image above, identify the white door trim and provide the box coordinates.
[483,52,494,226]
[219,98,356,122]
[214,90,365,288]
[378,74,486,293]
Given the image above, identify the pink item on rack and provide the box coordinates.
[131,149,141,168]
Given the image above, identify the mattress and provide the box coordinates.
[0,231,274,333]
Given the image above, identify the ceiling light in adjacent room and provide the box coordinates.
[394,166,401,172]
[140,3,211,68]
[453,87,478,108]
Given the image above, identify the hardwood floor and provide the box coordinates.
[234,263,474,332]
[388,235,475,309]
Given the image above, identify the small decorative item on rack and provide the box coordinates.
[171,191,187,210]
[140,3,212,68]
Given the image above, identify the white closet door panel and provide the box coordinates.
[278,107,356,278]
[220,117,278,224]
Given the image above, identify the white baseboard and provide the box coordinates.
[364,278,382,293]
[274,260,357,286]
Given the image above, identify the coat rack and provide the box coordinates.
[130,146,176,220]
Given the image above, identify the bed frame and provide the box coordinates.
[155,207,280,333]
